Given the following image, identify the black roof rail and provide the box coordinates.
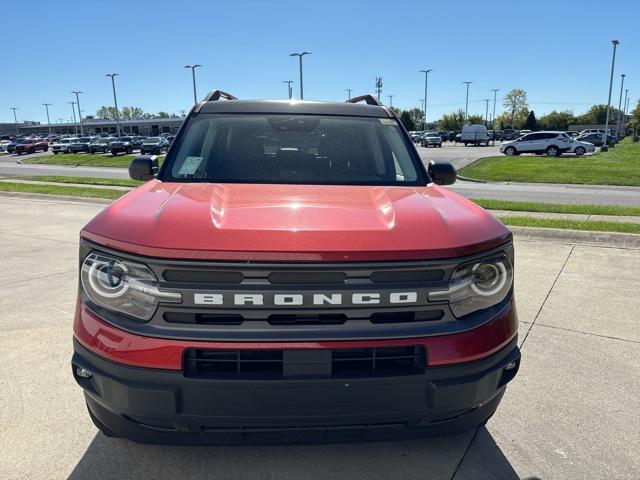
[203,90,238,102]
[346,94,384,107]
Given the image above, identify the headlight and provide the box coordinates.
[430,252,513,318]
[81,252,181,320]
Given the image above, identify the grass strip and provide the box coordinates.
[12,175,141,187]
[471,198,640,217]
[500,215,640,234]
[0,181,125,200]
[22,153,136,167]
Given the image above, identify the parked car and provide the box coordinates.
[420,132,443,148]
[52,138,76,154]
[89,137,114,154]
[499,129,518,141]
[140,136,169,155]
[73,93,520,444]
[575,133,614,148]
[461,124,490,146]
[518,129,532,136]
[0,140,12,152]
[15,138,48,155]
[109,137,135,155]
[166,135,176,145]
[579,129,605,136]
[70,137,93,153]
[131,136,145,149]
[500,131,572,157]
[6,138,28,154]
[568,138,595,156]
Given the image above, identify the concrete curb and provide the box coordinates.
[0,191,113,206]
[510,226,640,249]
[456,175,487,184]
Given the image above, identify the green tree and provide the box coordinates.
[120,106,145,120]
[575,104,622,125]
[95,106,118,119]
[157,111,170,118]
[438,109,465,130]
[407,107,424,129]
[524,110,537,130]
[399,110,416,131]
[467,114,485,125]
[502,88,529,128]
[538,110,575,131]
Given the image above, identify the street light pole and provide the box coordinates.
[615,73,625,139]
[621,90,629,136]
[68,102,78,135]
[106,74,121,137]
[10,107,19,135]
[289,51,311,99]
[375,77,383,100]
[484,99,490,127]
[184,64,201,104]
[420,69,432,131]
[345,89,353,100]
[283,80,293,99]
[491,89,499,144]
[72,91,83,136]
[42,103,52,136]
[602,39,619,150]
[463,81,472,121]
[387,95,394,108]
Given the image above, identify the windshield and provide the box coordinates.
[160,114,425,185]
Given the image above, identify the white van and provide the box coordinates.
[461,124,490,146]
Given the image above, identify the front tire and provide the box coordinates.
[574,147,586,156]
[546,146,560,157]
[504,146,516,156]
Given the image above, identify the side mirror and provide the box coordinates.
[129,155,159,181]
[428,160,457,185]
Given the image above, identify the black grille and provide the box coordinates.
[267,271,347,284]
[370,269,444,283]
[164,310,443,325]
[184,346,426,379]
[163,270,244,283]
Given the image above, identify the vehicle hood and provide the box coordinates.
[82,182,511,261]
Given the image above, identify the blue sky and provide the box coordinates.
[1,0,638,125]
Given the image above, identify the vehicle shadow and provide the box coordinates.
[68,426,520,480]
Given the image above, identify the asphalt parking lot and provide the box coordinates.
[1,194,638,479]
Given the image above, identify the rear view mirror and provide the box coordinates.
[428,160,457,185]
[129,155,159,181]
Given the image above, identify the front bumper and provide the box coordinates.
[72,330,520,444]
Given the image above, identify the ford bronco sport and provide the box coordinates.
[72,91,520,445]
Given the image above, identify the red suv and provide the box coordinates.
[72,92,520,445]
[15,138,48,154]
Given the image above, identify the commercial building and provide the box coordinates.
[1,117,185,137]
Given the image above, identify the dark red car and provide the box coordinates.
[72,92,520,445]
[15,138,49,155]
